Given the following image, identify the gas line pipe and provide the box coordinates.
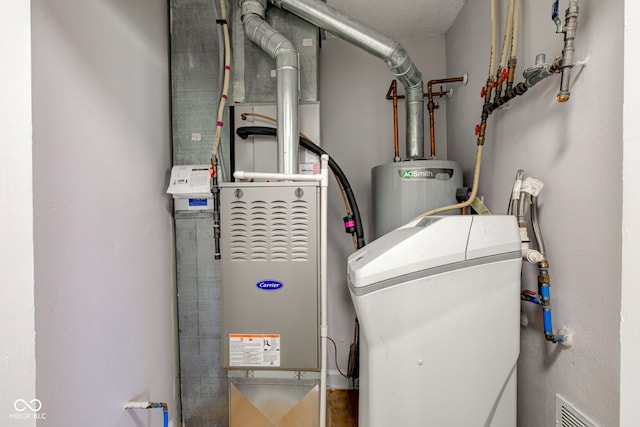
[385,74,467,160]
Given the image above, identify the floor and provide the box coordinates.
[328,389,359,427]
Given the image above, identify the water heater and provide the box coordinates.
[371,159,462,238]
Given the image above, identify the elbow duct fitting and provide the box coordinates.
[268,0,425,159]
[241,0,300,174]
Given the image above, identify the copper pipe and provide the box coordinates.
[426,76,466,158]
[385,80,401,161]
[387,91,450,100]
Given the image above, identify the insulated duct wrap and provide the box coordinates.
[269,0,426,159]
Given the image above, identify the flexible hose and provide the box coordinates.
[489,0,498,78]
[516,191,528,223]
[239,113,358,249]
[211,0,231,172]
[507,169,524,215]
[240,113,315,154]
[531,195,547,257]
[511,0,521,59]
[235,126,366,249]
[412,145,484,219]
[499,0,515,69]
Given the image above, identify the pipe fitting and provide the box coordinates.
[558,0,579,102]
[523,62,554,88]
[241,3,299,174]
[269,0,425,159]
[241,0,267,19]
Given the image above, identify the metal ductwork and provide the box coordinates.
[241,0,300,174]
[269,0,425,159]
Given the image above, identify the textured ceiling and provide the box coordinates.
[326,0,466,40]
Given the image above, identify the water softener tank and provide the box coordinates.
[371,159,462,238]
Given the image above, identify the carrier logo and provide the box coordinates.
[399,168,454,180]
[256,280,284,291]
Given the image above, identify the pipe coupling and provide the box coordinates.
[241,0,267,19]
[386,44,422,87]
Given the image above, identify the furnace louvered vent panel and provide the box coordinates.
[227,198,310,262]
[556,395,598,427]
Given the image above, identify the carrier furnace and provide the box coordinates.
[348,215,521,427]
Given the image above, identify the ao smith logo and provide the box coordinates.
[402,169,434,179]
[256,280,284,291]
[398,168,454,180]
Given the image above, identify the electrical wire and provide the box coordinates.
[327,336,348,378]
[347,318,359,380]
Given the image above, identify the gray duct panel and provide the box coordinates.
[171,0,231,172]
[233,5,319,103]
[175,214,228,426]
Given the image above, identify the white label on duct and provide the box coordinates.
[520,177,544,196]
[229,334,281,367]
[302,38,313,47]
[191,133,202,142]
[270,69,277,78]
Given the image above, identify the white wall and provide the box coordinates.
[0,1,36,426]
[319,35,449,380]
[621,1,640,425]
[446,1,622,426]
[31,1,177,426]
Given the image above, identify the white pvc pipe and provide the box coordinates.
[319,154,329,427]
[233,170,322,181]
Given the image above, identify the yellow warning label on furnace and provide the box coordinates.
[229,334,281,367]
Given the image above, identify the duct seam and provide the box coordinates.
[270,0,425,159]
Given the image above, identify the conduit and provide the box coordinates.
[268,0,426,159]
[240,0,299,173]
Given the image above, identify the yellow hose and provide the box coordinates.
[499,0,515,68]
[511,0,521,59]
[411,145,484,219]
[489,0,498,78]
